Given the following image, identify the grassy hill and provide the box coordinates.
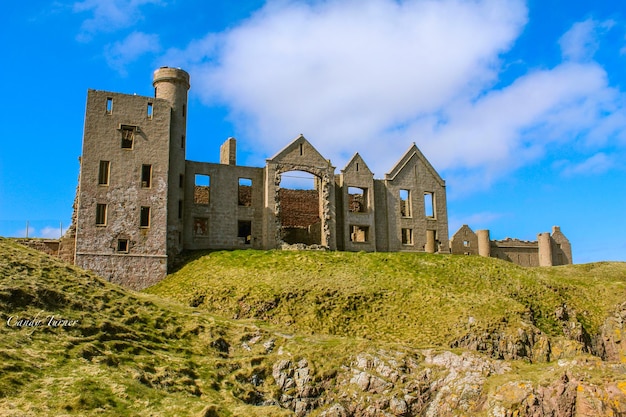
[3,239,626,416]
[147,250,626,352]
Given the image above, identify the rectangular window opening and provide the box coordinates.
[116,239,129,253]
[179,174,184,188]
[348,187,368,213]
[181,135,185,149]
[121,126,134,149]
[350,225,369,243]
[95,203,107,226]
[194,174,210,205]
[400,189,411,217]
[147,102,153,118]
[106,97,112,114]
[463,240,470,247]
[98,161,110,185]
[424,192,435,218]
[140,206,150,228]
[182,104,186,118]
[141,164,152,188]
[238,178,253,206]
[178,199,183,219]
[238,220,252,244]
[194,217,208,236]
[401,228,413,245]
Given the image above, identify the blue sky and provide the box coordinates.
[0,0,625,263]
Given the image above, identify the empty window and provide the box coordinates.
[181,135,185,149]
[182,104,186,118]
[194,174,210,205]
[116,239,129,253]
[350,225,369,243]
[238,220,252,244]
[140,206,150,228]
[400,189,411,217]
[424,192,435,218]
[299,143,304,155]
[95,204,107,226]
[238,178,252,206]
[463,240,470,247]
[194,217,208,236]
[401,228,413,245]
[121,126,134,149]
[98,161,110,185]
[179,174,184,188]
[348,187,368,213]
[106,97,112,114]
[141,164,152,188]
[178,200,183,219]
[147,102,153,118]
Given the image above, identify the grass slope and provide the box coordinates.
[148,250,626,348]
[3,239,626,416]
[0,239,317,416]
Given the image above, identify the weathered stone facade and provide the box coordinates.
[450,225,573,266]
[72,68,450,289]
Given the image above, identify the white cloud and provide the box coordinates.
[73,0,164,41]
[168,0,527,171]
[105,31,161,75]
[161,0,626,193]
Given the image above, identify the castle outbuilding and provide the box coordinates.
[450,224,572,266]
[72,67,450,289]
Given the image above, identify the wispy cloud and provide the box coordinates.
[558,152,615,177]
[559,18,614,62]
[73,0,164,41]
[105,31,161,75]
[448,212,506,235]
[14,225,64,239]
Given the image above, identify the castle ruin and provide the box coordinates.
[72,67,450,289]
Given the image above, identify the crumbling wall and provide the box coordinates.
[15,239,60,256]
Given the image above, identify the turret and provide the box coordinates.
[153,67,190,257]
[477,229,491,258]
[538,232,553,266]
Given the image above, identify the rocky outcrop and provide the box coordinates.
[595,301,626,363]
[303,350,626,417]
[201,302,626,416]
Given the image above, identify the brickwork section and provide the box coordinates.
[278,189,320,227]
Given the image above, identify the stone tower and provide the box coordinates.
[153,67,190,259]
[73,67,189,289]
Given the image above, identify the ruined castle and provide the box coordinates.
[70,67,571,290]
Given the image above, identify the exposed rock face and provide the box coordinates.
[206,303,626,416]
[293,350,626,417]
[595,302,626,363]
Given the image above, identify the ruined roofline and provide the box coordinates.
[385,143,445,186]
[341,152,374,176]
[493,238,538,245]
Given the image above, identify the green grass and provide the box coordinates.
[2,239,626,416]
[147,250,626,349]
